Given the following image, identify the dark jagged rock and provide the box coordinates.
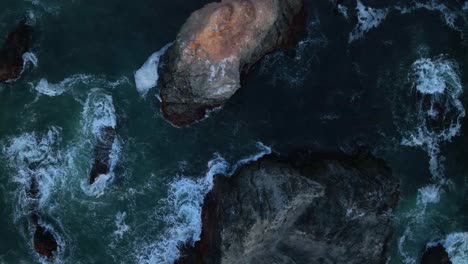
[89,126,116,184]
[0,19,33,82]
[421,244,452,264]
[176,152,399,264]
[27,175,40,199]
[30,213,58,259]
[26,174,59,259]
[159,0,305,126]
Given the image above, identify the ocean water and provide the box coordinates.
[0,0,468,263]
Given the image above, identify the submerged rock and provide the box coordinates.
[89,126,116,184]
[159,0,305,126]
[421,244,452,264]
[26,175,59,259]
[176,152,399,264]
[0,19,33,82]
[30,213,58,259]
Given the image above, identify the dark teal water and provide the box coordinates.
[0,0,468,263]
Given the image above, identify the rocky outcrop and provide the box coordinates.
[89,126,116,184]
[27,175,59,259]
[421,244,452,264]
[159,0,305,126]
[176,152,400,264]
[31,213,59,259]
[0,19,33,82]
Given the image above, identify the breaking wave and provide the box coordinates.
[34,74,93,97]
[2,126,65,216]
[348,0,466,43]
[134,43,172,97]
[402,56,464,180]
[349,0,388,43]
[79,88,120,196]
[442,232,468,264]
[138,142,272,264]
[425,232,468,264]
[1,126,66,262]
[5,52,39,83]
[33,74,128,97]
[396,55,464,264]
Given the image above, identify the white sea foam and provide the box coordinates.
[138,143,272,264]
[412,58,451,94]
[442,232,468,264]
[33,74,93,97]
[34,219,65,264]
[337,4,349,19]
[113,212,130,240]
[229,142,272,175]
[402,56,465,180]
[23,52,38,68]
[349,0,388,43]
[140,155,228,264]
[25,10,37,26]
[79,89,120,196]
[4,52,38,83]
[2,127,64,218]
[82,88,117,136]
[397,56,465,263]
[416,184,441,205]
[412,1,460,30]
[394,0,464,32]
[34,79,66,97]
[33,74,128,97]
[426,232,468,264]
[134,43,172,97]
[398,227,417,264]
[349,0,464,43]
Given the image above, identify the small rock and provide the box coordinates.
[30,213,59,259]
[421,244,452,264]
[89,126,117,184]
[0,19,33,82]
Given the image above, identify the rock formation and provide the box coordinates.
[159,0,305,126]
[421,244,452,264]
[89,126,116,184]
[176,152,400,264]
[27,175,59,258]
[31,213,59,259]
[0,19,33,82]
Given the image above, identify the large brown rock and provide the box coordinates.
[0,19,33,82]
[159,0,305,126]
[176,152,400,264]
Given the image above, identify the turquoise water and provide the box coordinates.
[0,0,468,263]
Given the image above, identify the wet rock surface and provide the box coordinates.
[176,152,400,264]
[89,126,116,184]
[31,213,58,259]
[26,172,59,258]
[421,244,452,264]
[159,0,305,126]
[0,19,33,82]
